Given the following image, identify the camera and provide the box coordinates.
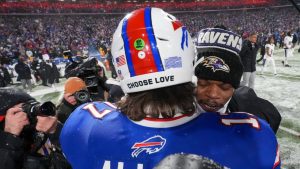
[74,90,91,104]
[76,59,103,94]
[22,100,56,120]
[21,100,57,154]
[80,69,99,87]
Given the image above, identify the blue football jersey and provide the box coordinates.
[60,101,280,169]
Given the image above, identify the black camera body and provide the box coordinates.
[76,58,103,94]
[21,100,57,153]
[22,100,56,122]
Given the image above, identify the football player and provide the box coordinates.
[60,8,280,169]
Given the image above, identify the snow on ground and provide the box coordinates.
[255,45,300,169]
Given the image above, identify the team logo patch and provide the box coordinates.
[165,56,182,69]
[131,135,166,158]
[201,56,230,73]
[134,38,145,50]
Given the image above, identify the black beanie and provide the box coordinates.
[0,88,35,115]
[194,28,243,89]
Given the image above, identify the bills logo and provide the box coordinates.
[201,56,230,73]
[131,135,166,158]
[171,20,188,50]
[181,27,189,50]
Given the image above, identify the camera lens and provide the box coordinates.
[74,90,90,103]
[85,76,97,87]
[78,93,87,100]
[39,101,56,116]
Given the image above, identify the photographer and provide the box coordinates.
[0,88,70,169]
[57,77,91,123]
[64,51,110,101]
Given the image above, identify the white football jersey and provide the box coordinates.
[264,44,275,58]
[284,35,293,49]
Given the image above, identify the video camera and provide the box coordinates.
[76,58,104,94]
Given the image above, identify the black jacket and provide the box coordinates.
[56,99,76,124]
[39,62,51,78]
[15,62,32,80]
[240,40,259,72]
[48,63,60,84]
[0,130,24,169]
[228,86,282,133]
[0,123,64,169]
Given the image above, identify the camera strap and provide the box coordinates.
[30,132,48,154]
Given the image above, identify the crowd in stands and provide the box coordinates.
[0,15,120,63]
[0,0,282,13]
[179,8,300,37]
[0,6,299,64]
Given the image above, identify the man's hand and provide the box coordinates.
[4,104,29,136]
[64,93,77,105]
[36,116,58,134]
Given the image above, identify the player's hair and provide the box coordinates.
[118,82,196,121]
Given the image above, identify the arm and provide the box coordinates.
[0,105,29,169]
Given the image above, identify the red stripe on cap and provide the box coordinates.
[126,8,158,76]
